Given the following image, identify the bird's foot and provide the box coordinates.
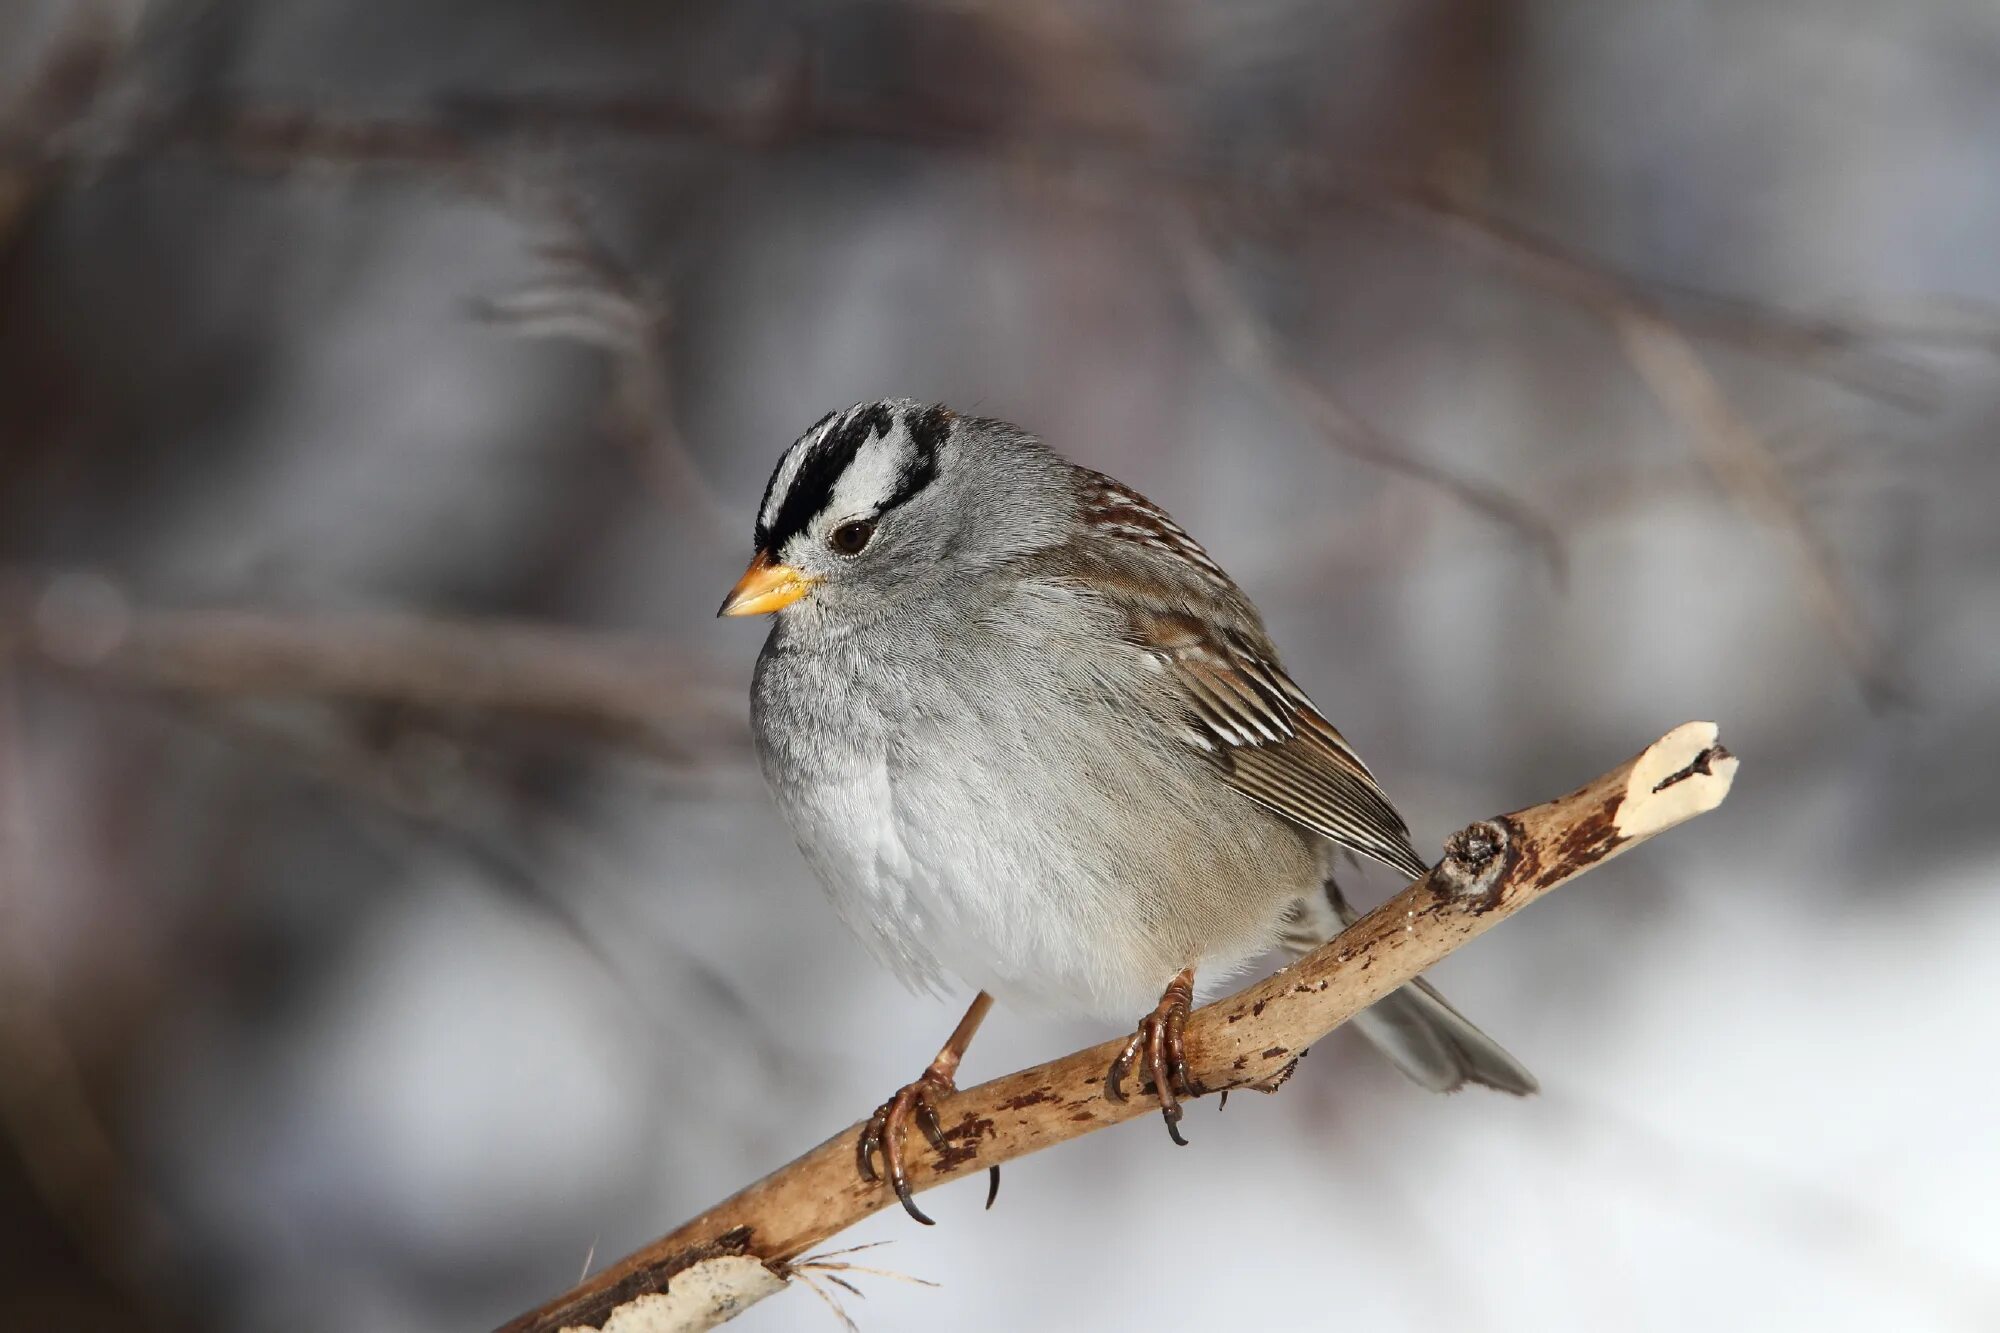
[857,1067,999,1224]
[1105,968,1199,1144]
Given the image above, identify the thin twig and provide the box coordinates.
[1650,282,2000,373]
[786,1240,940,1292]
[1171,219,1568,581]
[1611,311,1901,703]
[480,178,736,542]
[1364,188,1903,702]
[787,1269,861,1333]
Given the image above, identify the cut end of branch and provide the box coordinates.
[1616,721,1738,840]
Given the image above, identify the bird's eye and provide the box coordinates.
[829,519,876,555]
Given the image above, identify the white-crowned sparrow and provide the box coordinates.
[722,399,1534,1221]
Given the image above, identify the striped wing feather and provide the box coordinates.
[1071,467,1430,882]
[1175,638,1430,881]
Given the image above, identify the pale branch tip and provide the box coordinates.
[502,722,1738,1333]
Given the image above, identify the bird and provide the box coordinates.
[720,399,1534,1223]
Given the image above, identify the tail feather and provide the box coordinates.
[1281,876,1537,1097]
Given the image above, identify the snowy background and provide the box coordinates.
[1,2,1996,1330]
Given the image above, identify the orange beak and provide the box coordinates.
[717,552,818,617]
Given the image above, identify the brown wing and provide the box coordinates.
[1067,469,1431,882]
[1154,613,1430,881]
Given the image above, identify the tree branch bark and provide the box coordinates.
[499,721,1738,1333]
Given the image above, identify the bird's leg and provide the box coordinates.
[857,991,997,1225]
[1105,967,1199,1144]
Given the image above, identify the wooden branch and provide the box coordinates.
[499,722,1738,1333]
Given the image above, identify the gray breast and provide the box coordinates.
[750,579,1321,1017]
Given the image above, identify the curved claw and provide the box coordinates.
[857,1116,881,1182]
[1149,1007,1187,1145]
[1105,970,1198,1145]
[886,1146,936,1226]
[855,1075,957,1225]
[916,1097,949,1153]
[1105,1029,1144,1103]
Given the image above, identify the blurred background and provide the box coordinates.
[2,1,1997,1330]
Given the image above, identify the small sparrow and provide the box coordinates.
[722,401,1533,1221]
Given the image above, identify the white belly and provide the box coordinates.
[772,746,1174,1017]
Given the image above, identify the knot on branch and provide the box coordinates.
[1433,818,1513,908]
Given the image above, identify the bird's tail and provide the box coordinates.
[1278,876,1538,1096]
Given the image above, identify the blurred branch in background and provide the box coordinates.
[0,654,185,1328]
[1612,311,1902,703]
[8,571,748,765]
[25,74,1987,698]
[1363,186,1953,411]
[0,2,145,242]
[1366,186,1921,703]
[1171,218,1569,580]
[476,180,735,545]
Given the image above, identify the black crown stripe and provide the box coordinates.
[755,402,892,552]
